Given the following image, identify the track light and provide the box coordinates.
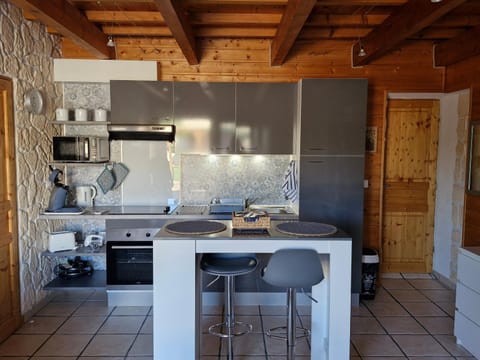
[107,36,115,47]
[358,45,366,57]
[431,0,442,2]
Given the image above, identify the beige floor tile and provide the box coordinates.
[264,335,310,356]
[408,279,446,290]
[377,316,427,334]
[98,315,145,334]
[127,334,153,356]
[81,334,136,356]
[416,316,454,334]
[202,305,223,315]
[87,291,108,302]
[350,342,359,356]
[403,357,454,359]
[296,305,311,316]
[201,333,221,356]
[389,289,430,303]
[402,302,448,317]
[261,315,307,334]
[30,357,77,360]
[392,334,450,356]
[362,358,407,360]
[51,290,94,302]
[229,333,266,356]
[125,357,153,360]
[0,357,29,360]
[379,279,414,290]
[364,301,409,317]
[79,357,124,360]
[201,315,223,333]
[15,316,66,334]
[57,316,106,334]
[140,315,153,334]
[260,305,287,316]
[34,334,92,357]
[436,301,456,317]
[350,334,403,356]
[351,303,372,317]
[401,273,434,279]
[111,306,150,316]
[72,301,113,317]
[365,287,396,302]
[381,273,403,279]
[236,315,263,333]
[235,306,261,316]
[350,317,386,334]
[0,334,49,356]
[421,289,456,303]
[35,302,80,317]
[434,335,474,356]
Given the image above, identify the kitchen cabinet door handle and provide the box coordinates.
[307,146,327,151]
[240,146,258,151]
[307,160,325,164]
[111,245,153,250]
[212,146,230,151]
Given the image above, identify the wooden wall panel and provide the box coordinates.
[445,55,480,247]
[63,38,445,252]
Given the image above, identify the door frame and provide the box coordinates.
[0,75,21,341]
[378,92,443,273]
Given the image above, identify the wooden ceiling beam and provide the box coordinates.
[351,0,467,67]
[434,25,480,66]
[9,0,113,59]
[270,0,317,66]
[85,10,165,23]
[152,0,199,65]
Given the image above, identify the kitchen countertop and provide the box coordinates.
[39,205,298,221]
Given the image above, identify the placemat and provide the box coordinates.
[164,221,227,235]
[276,221,337,236]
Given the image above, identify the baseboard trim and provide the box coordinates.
[433,270,456,290]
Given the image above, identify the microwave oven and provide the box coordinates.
[53,136,110,163]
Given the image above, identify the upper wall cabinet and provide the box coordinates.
[110,80,173,125]
[299,79,367,156]
[236,83,296,154]
[174,82,236,154]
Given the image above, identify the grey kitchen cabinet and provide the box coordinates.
[299,78,367,155]
[299,155,365,296]
[236,82,296,154]
[110,80,173,125]
[174,82,236,154]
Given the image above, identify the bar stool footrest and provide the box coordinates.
[208,321,253,338]
[266,326,310,341]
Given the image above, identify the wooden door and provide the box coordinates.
[381,99,439,273]
[0,76,21,341]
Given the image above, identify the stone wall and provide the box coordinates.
[0,2,62,314]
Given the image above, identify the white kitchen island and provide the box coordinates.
[153,220,352,360]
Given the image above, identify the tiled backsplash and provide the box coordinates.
[181,154,293,205]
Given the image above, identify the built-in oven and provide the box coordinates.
[106,219,166,306]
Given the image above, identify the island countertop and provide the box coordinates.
[153,219,352,360]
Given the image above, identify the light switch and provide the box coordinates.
[364,179,369,188]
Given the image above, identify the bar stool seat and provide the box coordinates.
[261,248,324,360]
[200,253,257,339]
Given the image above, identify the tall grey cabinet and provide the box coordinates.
[297,78,367,297]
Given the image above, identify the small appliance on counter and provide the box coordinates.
[48,231,76,252]
[52,136,109,163]
[45,166,83,214]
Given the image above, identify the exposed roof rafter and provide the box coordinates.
[434,25,480,66]
[152,0,199,65]
[8,0,114,59]
[270,0,317,66]
[351,0,467,67]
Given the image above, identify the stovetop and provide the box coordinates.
[92,205,172,215]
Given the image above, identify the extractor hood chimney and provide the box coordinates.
[108,124,175,141]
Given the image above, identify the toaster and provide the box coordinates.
[48,231,76,252]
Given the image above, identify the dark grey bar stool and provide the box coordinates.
[261,248,324,360]
[200,253,258,358]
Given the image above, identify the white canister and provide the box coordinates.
[94,108,107,122]
[75,108,88,121]
[55,108,69,121]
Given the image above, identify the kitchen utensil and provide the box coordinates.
[112,162,129,189]
[96,165,115,194]
[55,108,69,121]
[75,108,88,121]
[94,108,107,122]
[75,185,97,207]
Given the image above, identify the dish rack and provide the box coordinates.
[232,212,271,229]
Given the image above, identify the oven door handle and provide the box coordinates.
[110,245,153,250]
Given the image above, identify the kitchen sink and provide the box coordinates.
[248,205,294,214]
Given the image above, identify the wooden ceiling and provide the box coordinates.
[8,0,480,67]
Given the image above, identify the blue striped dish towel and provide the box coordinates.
[282,160,298,202]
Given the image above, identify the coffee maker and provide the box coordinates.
[46,166,82,213]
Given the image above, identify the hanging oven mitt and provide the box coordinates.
[96,165,115,194]
[112,162,129,189]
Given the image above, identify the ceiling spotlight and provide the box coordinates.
[358,45,366,57]
[107,36,115,47]
[430,0,443,2]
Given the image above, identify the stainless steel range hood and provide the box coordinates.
[108,124,175,141]
[109,80,176,141]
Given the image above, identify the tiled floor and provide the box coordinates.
[0,275,476,359]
